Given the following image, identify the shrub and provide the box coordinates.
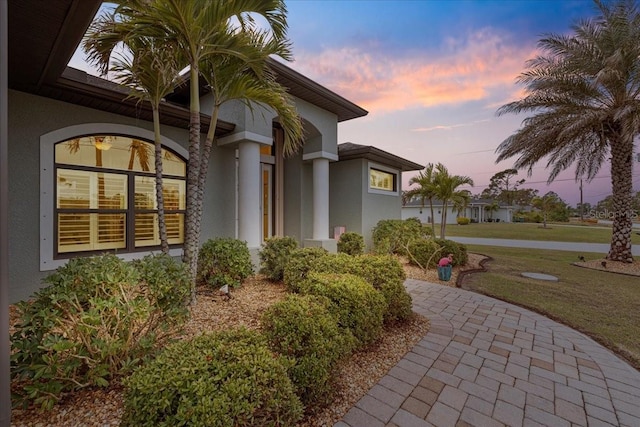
[456,217,470,225]
[198,238,253,289]
[258,236,298,281]
[355,255,412,323]
[300,272,385,348]
[372,218,433,255]
[407,238,442,269]
[11,253,189,410]
[282,247,329,293]
[337,232,365,256]
[262,294,355,405]
[434,239,468,267]
[121,329,302,427]
[287,252,412,323]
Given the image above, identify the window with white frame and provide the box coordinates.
[54,135,186,256]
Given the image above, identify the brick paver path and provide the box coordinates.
[336,280,640,427]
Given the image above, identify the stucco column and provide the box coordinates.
[238,141,261,247]
[312,157,330,239]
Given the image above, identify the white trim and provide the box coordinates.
[40,123,186,271]
[302,151,339,162]
[367,161,400,197]
[217,130,272,147]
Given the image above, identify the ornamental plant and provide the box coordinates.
[258,236,298,281]
[262,294,355,405]
[121,329,303,427]
[300,272,386,348]
[337,232,364,256]
[11,253,190,410]
[198,238,253,289]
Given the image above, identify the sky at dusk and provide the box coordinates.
[69,0,640,206]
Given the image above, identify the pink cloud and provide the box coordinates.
[291,28,537,113]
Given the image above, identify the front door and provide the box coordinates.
[261,163,273,241]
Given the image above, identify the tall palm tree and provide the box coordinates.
[85,15,184,254]
[83,0,296,288]
[433,164,474,239]
[195,29,303,239]
[496,0,640,263]
[405,163,438,234]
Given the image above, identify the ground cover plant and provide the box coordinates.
[462,245,640,369]
[445,221,640,244]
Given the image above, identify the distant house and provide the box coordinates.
[402,198,513,224]
[6,0,400,302]
[331,143,423,249]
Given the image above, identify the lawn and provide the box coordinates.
[444,221,640,244]
[462,245,640,369]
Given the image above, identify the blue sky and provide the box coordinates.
[70,0,640,206]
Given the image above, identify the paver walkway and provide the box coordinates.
[336,281,640,427]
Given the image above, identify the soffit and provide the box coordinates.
[338,143,424,172]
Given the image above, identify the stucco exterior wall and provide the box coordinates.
[329,158,363,239]
[8,90,236,302]
[361,161,403,250]
[283,152,313,243]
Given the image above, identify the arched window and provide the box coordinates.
[54,135,186,256]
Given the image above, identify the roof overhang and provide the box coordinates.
[338,143,424,171]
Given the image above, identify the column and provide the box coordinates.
[237,141,261,247]
[312,157,330,240]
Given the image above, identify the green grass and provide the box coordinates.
[445,221,640,244]
[462,245,640,369]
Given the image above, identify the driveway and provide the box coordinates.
[448,237,640,256]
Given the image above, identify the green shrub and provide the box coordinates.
[434,239,468,266]
[121,329,302,427]
[262,294,354,405]
[198,238,253,289]
[282,247,328,293]
[258,236,298,281]
[355,255,412,323]
[300,273,385,348]
[372,218,433,255]
[407,238,442,269]
[286,252,412,323]
[337,232,365,256]
[11,253,189,410]
[456,217,471,225]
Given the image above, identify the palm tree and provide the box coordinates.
[83,0,296,288]
[453,189,472,219]
[433,164,474,238]
[195,30,303,240]
[85,14,183,254]
[496,0,640,263]
[485,200,500,222]
[405,163,438,234]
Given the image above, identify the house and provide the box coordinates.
[3,0,418,302]
[331,143,423,250]
[402,198,513,224]
[5,0,363,301]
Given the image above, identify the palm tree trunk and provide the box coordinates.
[429,199,436,236]
[440,201,447,239]
[183,67,202,300]
[153,106,169,254]
[607,136,634,263]
[194,105,220,241]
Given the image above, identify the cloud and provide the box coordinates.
[412,119,491,132]
[290,28,536,113]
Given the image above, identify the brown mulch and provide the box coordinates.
[574,258,640,276]
[10,274,431,427]
[11,252,633,425]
